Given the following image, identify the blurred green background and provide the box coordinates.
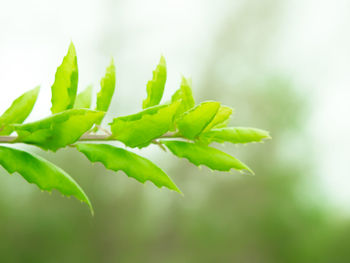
[1,0,350,262]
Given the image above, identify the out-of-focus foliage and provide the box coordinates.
[74,86,92,109]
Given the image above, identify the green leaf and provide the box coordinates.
[142,56,167,109]
[51,42,79,114]
[74,85,92,109]
[203,105,233,132]
[110,101,180,148]
[0,86,40,135]
[162,140,253,174]
[0,146,92,213]
[76,143,181,193]
[14,109,104,151]
[171,77,195,115]
[200,127,271,144]
[96,59,116,113]
[176,101,220,139]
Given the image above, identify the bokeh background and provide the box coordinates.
[1,0,350,262]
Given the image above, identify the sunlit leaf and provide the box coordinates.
[203,105,233,132]
[171,77,195,115]
[96,59,116,113]
[0,146,92,213]
[51,42,79,114]
[14,109,104,151]
[0,86,40,135]
[176,101,220,139]
[76,143,181,193]
[142,56,167,109]
[200,127,271,144]
[162,140,253,174]
[74,85,92,109]
[110,101,180,148]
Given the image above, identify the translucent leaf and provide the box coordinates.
[171,77,195,115]
[74,85,92,109]
[96,59,116,113]
[176,101,220,139]
[110,101,180,148]
[162,140,253,174]
[203,105,233,132]
[142,56,167,109]
[76,143,181,193]
[14,109,104,151]
[0,86,40,135]
[0,146,92,213]
[200,127,271,144]
[51,42,79,114]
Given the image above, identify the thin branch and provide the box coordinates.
[79,134,113,141]
[152,140,167,151]
[160,132,178,138]
[0,132,185,144]
[95,125,112,136]
[0,134,113,143]
[0,136,16,143]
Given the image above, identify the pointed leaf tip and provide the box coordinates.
[0,86,40,135]
[96,58,116,119]
[162,140,253,175]
[200,127,271,145]
[51,42,79,114]
[75,143,181,193]
[142,56,167,109]
[0,146,93,214]
[171,76,195,115]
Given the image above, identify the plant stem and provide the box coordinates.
[0,132,185,144]
[0,134,113,143]
[0,136,15,143]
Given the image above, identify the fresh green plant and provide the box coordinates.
[0,42,270,214]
